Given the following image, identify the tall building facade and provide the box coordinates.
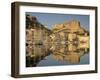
[26,15,51,57]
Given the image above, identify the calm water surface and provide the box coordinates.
[26,43,89,67]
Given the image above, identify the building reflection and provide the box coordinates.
[26,42,89,67]
[50,41,89,64]
[26,44,51,67]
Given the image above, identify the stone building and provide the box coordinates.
[50,20,89,44]
[26,15,51,57]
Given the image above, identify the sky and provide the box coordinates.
[26,12,89,31]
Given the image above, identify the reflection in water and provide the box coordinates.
[26,42,89,67]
